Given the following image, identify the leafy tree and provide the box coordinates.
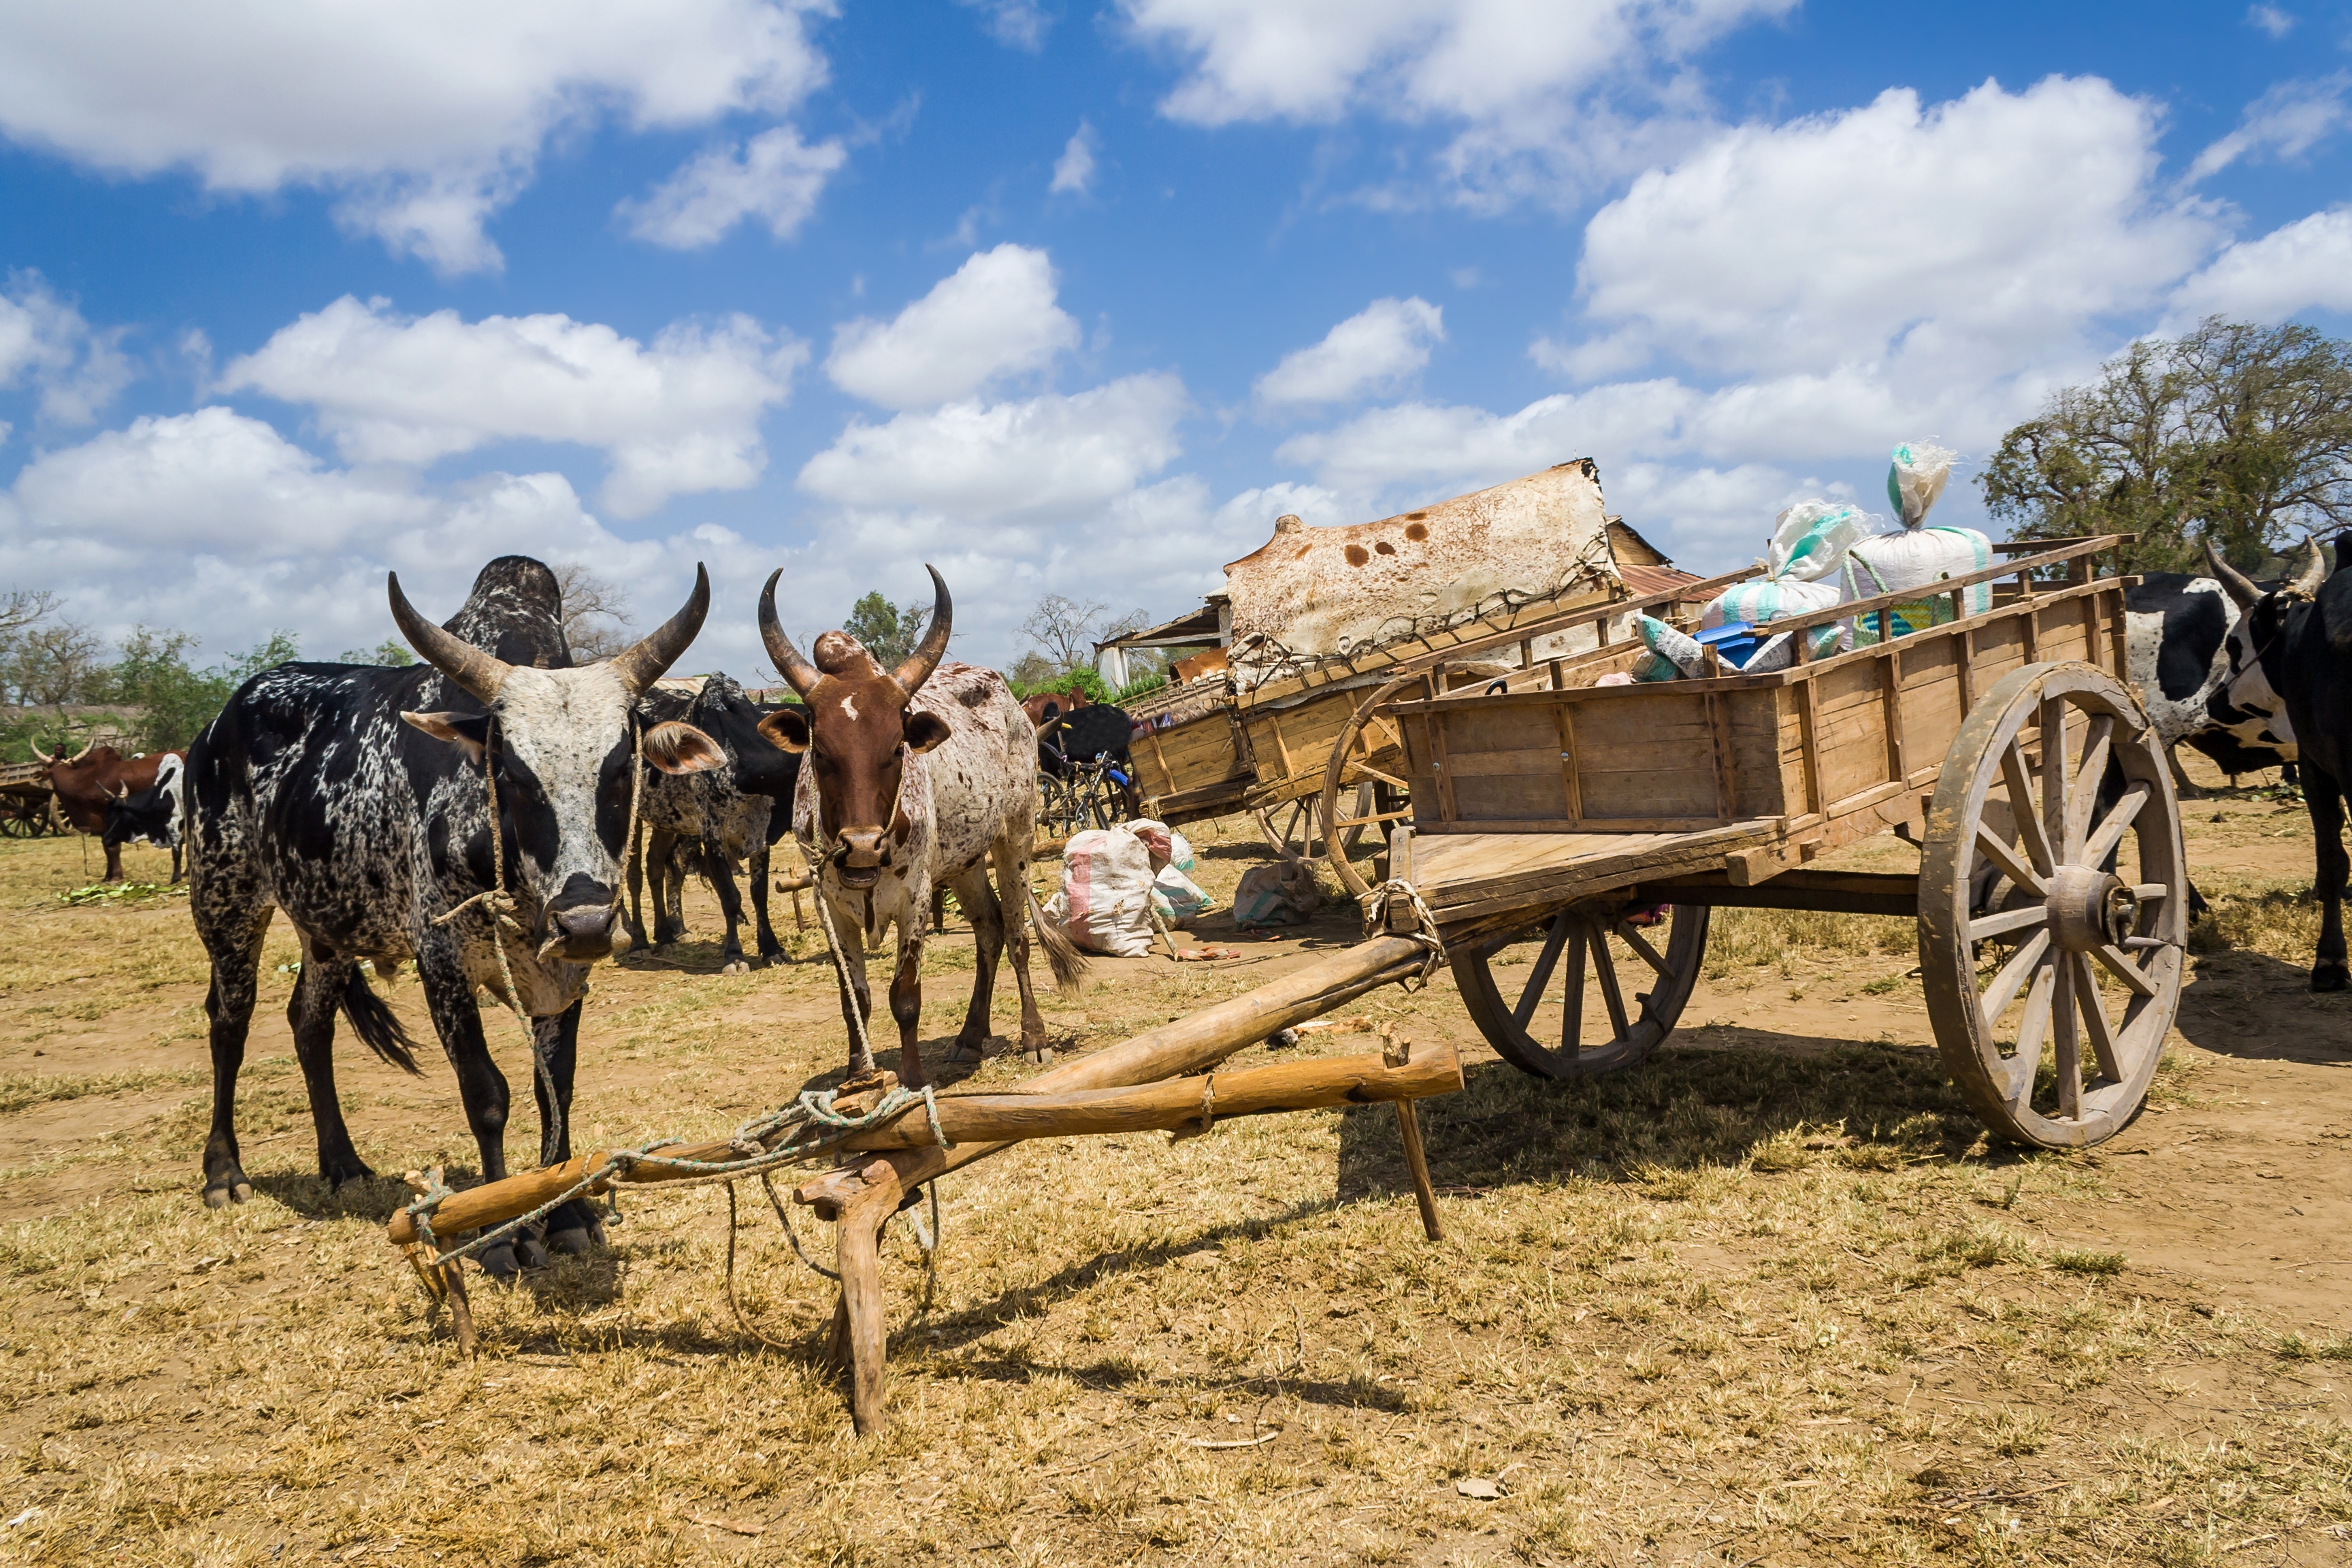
[843,590,932,668]
[1981,317,2352,572]
[216,631,301,687]
[5,618,103,710]
[336,639,415,666]
[100,628,227,753]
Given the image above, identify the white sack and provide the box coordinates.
[1043,827,1158,957]
[1843,525,1993,640]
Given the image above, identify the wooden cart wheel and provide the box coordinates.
[1321,672,1432,898]
[0,799,42,838]
[1918,662,2187,1149]
[1256,782,1376,860]
[1452,902,1710,1078]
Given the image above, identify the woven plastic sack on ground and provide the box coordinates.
[1124,817,1175,870]
[1152,864,1215,922]
[1843,525,1992,641]
[1886,440,1957,526]
[1166,830,1196,872]
[1041,827,1158,956]
[1232,857,1322,928]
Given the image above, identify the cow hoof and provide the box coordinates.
[476,1242,522,1280]
[547,1226,597,1257]
[759,947,787,967]
[202,1178,252,1209]
[1019,1041,1054,1065]
[721,960,750,977]
[516,1234,553,1271]
[947,1040,985,1064]
[2314,962,2351,993]
[325,1163,376,1190]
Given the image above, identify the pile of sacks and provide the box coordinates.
[1042,818,1216,957]
[1631,441,1989,681]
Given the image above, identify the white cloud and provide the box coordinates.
[1050,121,1100,195]
[2249,5,2296,38]
[825,245,1080,409]
[619,126,847,248]
[0,404,796,674]
[219,296,804,518]
[799,373,1188,523]
[0,1,835,273]
[2187,74,2350,183]
[1119,0,1794,207]
[2171,208,2352,321]
[1563,78,2217,382]
[955,0,1052,50]
[0,275,132,428]
[1255,297,1443,408]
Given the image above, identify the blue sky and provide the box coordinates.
[1,0,2347,675]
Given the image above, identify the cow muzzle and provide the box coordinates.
[833,828,893,889]
[542,875,620,959]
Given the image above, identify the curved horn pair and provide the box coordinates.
[387,564,710,704]
[2288,538,2330,600]
[760,564,951,698]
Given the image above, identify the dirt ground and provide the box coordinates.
[3,755,2351,1567]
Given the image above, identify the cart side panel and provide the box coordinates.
[1131,706,1250,804]
[1239,685,1407,796]
[1896,634,1967,784]
[1440,700,1572,823]
[1811,658,1894,808]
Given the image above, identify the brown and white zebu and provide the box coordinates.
[35,742,183,882]
[753,566,1083,1087]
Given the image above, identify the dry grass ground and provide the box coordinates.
[3,766,2351,1567]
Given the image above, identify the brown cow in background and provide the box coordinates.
[33,741,181,882]
[1019,687,1092,730]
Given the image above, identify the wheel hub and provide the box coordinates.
[2045,864,2135,952]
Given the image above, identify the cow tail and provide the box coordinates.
[340,966,425,1075]
[1022,875,1088,994]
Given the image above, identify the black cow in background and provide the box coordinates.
[185,557,721,1272]
[1038,700,1140,818]
[623,673,802,972]
[2208,536,2352,990]
[2124,572,2296,789]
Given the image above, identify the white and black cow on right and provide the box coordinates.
[2124,570,2296,786]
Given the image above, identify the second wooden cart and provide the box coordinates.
[1322,535,2184,1149]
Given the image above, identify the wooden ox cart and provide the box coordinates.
[0,760,54,838]
[1319,534,2183,1151]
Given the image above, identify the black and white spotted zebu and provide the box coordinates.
[186,557,721,1272]
[2124,569,2296,783]
[623,672,802,973]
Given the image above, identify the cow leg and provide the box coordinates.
[826,898,879,1079]
[536,1004,602,1255]
[198,907,272,1207]
[889,926,928,1088]
[649,829,684,946]
[103,838,126,883]
[948,864,1003,1064]
[705,833,751,975]
[287,938,373,1189]
[750,838,785,966]
[413,942,539,1277]
[994,835,1053,1064]
[2310,771,2351,992]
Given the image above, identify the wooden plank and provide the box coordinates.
[1880,648,1906,783]
[1633,868,1918,916]
[1445,745,1567,778]
[1554,701,1584,822]
[1451,772,1571,822]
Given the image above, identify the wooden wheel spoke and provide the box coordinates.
[1967,904,2048,943]
[2072,952,2125,1083]
[1974,823,2047,899]
[1589,927,1631,1041]
[1514,911,1572,1029]
[1980,929,2051,1032]
[1561,922,1590,1056]
[2007,962,2057,1106]
[2082,785,2148,867]
[2002,741,2056,877]
[2091,943,2160,1000]
[2131,883,2169,904]
[2040,698,2071,868]
[2064,715,2114,862]
[1615,920,1675,982]
[2051,955,2082,1120]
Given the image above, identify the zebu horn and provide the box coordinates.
[62,738,93,765]
[2288,538,2328,600]
[608,564,710,698]
[757,569,820,698]
[387,572,514,706]
[892,565,952,696]
[2204,540,2264,610]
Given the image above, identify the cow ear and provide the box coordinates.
[645,721,725,775]
[904,710,953,755]
[401,710,491,760]
[757,708,811,753]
